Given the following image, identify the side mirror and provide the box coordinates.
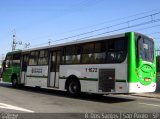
[2,61,6,68]
[6,64,8,68]
[2,60,10,69]
[5,60,11,68]
[2,61,6,72]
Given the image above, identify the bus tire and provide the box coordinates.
[11,76,19,88]
[66,78,81,96]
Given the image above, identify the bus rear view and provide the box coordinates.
[128,32,156,93]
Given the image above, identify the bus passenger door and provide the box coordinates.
[49,51,61,88]
[21,54,28,84]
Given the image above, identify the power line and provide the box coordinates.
[134,24,160,31]
[75,19,160,41]
[29,19,160,48]
[147,32,160,35]
[55,18,160,42]
[51,9,160,36]
[46,12,160,43]
[28,9,160,42]
[27,10,160,48]
[153,37,160,39]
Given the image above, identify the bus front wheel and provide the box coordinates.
[66,79,81,96]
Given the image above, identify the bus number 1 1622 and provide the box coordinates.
[86,68,98,72]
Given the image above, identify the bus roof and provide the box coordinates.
[6,32,154,54]
[22,32,126,52]
[6,50,22,55]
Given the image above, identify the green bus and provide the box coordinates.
[2,32,156,95]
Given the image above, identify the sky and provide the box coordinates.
[1,0,160,58]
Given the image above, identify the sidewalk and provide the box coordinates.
[131,92,160,99]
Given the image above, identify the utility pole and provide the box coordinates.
[48,39,51,46]
[11,31,24,50]
[12,33,16,51]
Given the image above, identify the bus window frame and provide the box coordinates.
[38,49,49,65]
[28,51,39,66]
[12,53,21,67]
[136,35,154,63]
[5,54,12,68]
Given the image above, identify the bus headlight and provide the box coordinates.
[144,78,150,82]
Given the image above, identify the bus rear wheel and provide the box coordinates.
[66,79,80,96]
[12,77,19,88]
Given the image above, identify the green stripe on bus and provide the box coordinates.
[115,80,126,82]
[59,77,98,81]
[59,77,126,82]
[59,77,66,79]
[79,78,98,81]
[26,75,48,78]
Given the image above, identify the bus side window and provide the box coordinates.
[106,40,115,63]
[106,52,115,63]
[115,38,127,62]
[29,51,39,65]
[64,45,81,64]
[106,37,127,63]
[12,53,21,66]
[38,50,48,65]
[94,41,106,63]
[81,54,90,64]
[81,43,94,64]
[22,55,28,71]
[73,45,81,64]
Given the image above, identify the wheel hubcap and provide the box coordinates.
[69,82,77,94]
[13,79,17,85]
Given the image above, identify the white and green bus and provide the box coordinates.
[2,32,156,95]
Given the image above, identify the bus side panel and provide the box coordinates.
[21,72,26,84]
[25,65,48,88]
[114,62,128,93]
[2,68,12,82]
[59,61,128,94]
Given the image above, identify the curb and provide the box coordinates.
[131,94,160,99]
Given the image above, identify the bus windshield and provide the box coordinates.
[137,35,154,62]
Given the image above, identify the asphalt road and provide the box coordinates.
[0,83,160,119]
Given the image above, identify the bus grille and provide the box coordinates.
[99,69,115,92]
